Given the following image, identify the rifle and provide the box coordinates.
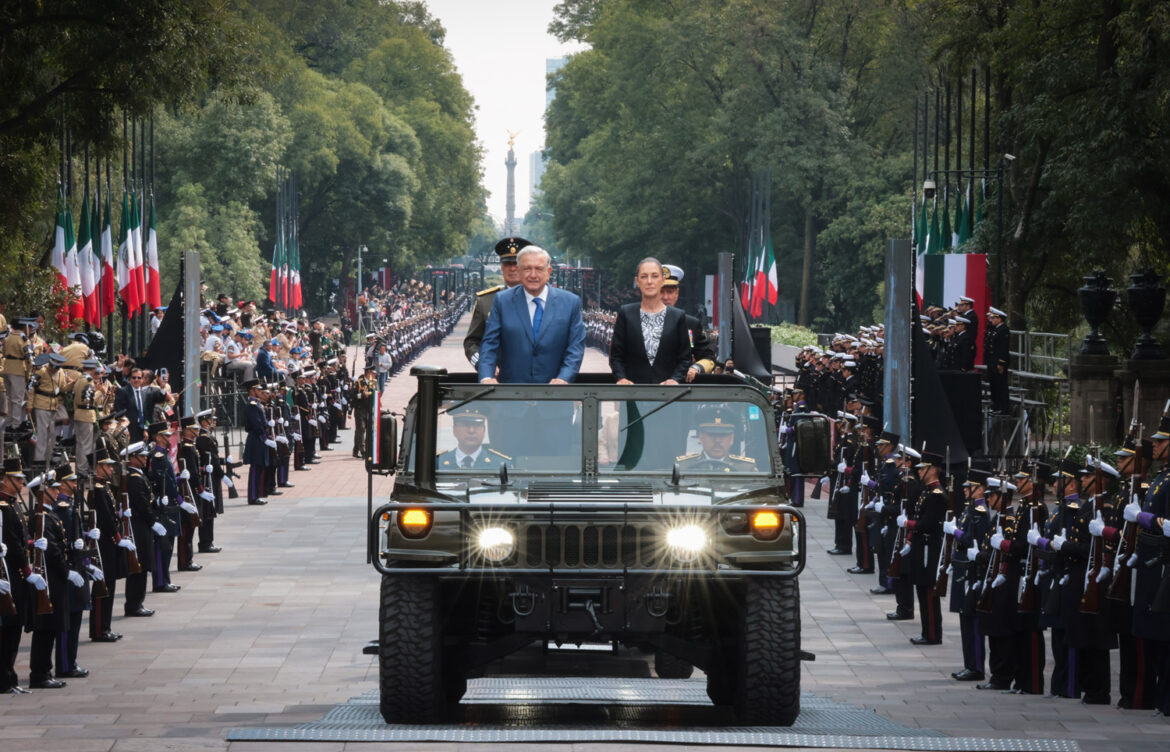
[1017,467,1041,612]
[80,479,109,599]
[0,510,17,617]
[31,509,52,615]
[1106,469,1139,603]
[120,491,142,575]
[176,458,203,529]
[855,439,872,533]
[1081,412,1106,614]
[934,446,954,597]
[977,445,1010,613]
[220,425,240,500]
[888,458,911,579]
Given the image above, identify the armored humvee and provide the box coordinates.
[368,367,830,725]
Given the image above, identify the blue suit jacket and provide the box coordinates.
[477,285,586,383]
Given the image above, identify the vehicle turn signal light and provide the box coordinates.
[398,508,433,538]
[751,510,782,540]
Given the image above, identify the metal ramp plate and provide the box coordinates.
[226,677,1080,751]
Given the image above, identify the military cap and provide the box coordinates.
[449,406,487,425]
[695,408,738,434]
[1085,455,1119,478]
[47,352,66,367]
[148,421,173,436]
[4,457,25,478]
[122,442,147,457]
[300,369,317,378]
[1058,459,1082,477]
[861,415,882,432]
[196,409,214,422]
[179,415,197,429]
[987,306,1006,318]
[662,264,684,287]
[494,236,531,264]
[363,362,376,372]
[1149,413,1170,440]
[242,379,262,391]
[80,357,101,369]
[964,468,992,486]
[94,447,117,465]
[53,462,77,483]
[1140,438,1154,460]
[916,450,945,469]
[876,431,900,446]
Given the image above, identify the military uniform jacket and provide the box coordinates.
[72,374,99,423]
[28,366,70,411]
[907,484,948,587]
[1038,500,1078,629]
[124,468,156,571]
[463,285,504,367]
[986,322,1010,369]
[148,448,181,535]
[972,507,1020,635]
[437,446,510,470]
[0,494,30,627]
[677,452,758,473]
[243,397,271,466]
[950,501,992,614]
[25,504,70,632]
[1134,466,1170,638]
[1059,495,1115,648]
[1,331,28,376]
[178,439,211,515]
[88,482,125,581]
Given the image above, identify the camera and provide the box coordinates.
[922,179,936,200]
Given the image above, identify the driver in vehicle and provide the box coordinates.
[437,406,510,470]
[677,408,758,472]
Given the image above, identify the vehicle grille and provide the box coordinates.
[523,523,660,568]
[525,482,655,505]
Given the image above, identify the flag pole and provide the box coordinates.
[121,112,128,359]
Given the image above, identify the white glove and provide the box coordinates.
[267,419,275,427]
[1052,533,1066,551]
[946,564,953,574]
[265,439,277,449]
[73,538,85,551]
[33,537,48,551]
[89,566,104,582]
[861,471,871,486]
[837,460,847,473]
[1163,518,1170,537]
[873,500,884,514]
[67,570,84,587]
[967,545,978,561]
[179,502,197,514]
[226,454,237,464]
[992,573,1006,589]
[0,542,5,556]
[943,520,957,536]
[199,490,214,502]
[122,507,132,518]
[896,513,907,528]
[275,435,288,444]
[0,580,10,596]
[292,433,302,442]
[1128,553,1139,567]
[1089,512,1105,537]
[1096,566,1111,584]
[308,418,317,426]
[87,527,101,540]
[839,486,850,494]
[1027,524,1040,546]
[26,572,46,591]
[880,525,889,535]
[278,418,286,426]
[118,538,136,551]
[152,522,167,537]
[178,469,190,480]
[204,465,213,474]
[1124,501,1141,522]
[160,495,169,506]
[1060,574,1069,585]
[333,402,342,410]
[990,532,1004,550]
[224,477,235,489]
[899,543,911,557]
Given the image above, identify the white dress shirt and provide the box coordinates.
[524,286,549,327]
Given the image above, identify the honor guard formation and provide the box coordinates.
[0,281,467,693]
[773,300,1170,715]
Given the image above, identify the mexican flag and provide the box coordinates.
[916,252,989,365]
[78,194,98,326]
[64,204,84,323]
[144,196,162,309]
[100,193,116,317]
[117,192,141,313]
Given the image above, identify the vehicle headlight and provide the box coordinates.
[665,524,706,562]
[477,526,515,562]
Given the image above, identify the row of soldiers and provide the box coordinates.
[818,408,1170,713]
[0,408,237,692]
[791,330,885,414]
[360,293,469,382]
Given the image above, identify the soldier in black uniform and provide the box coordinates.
[1006,462,1049,695]
[985,306,1011,414]
[828,413,859,556]
[464,237,528,369]
[899,450,949,644]
[122,442,160,616]
[351,364,376,458]
[874,434,909,613]
[971,475,1021,690]
[24,470,70,688]
[146,423,181,591]
[948,467,993,682]
[87,448,124,643]
[50,462,95,680]
[848,415,880,575]
[0,457,31,693]
[195,409,224,552]
[175,416,207,572]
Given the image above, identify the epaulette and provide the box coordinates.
[151,450,165,458]
[676,452,701,462]
[487,448,511,461]
[729,454,755,463]
[476,285,504,297]
[974,504,988,513]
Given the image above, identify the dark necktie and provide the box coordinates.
[532,298,543,339]
[461,455,473,468]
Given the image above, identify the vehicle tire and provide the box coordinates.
[734,576,800,725]
[379,574,446,723]
[653,649,694,679]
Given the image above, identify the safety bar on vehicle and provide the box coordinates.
[369,502,806,579]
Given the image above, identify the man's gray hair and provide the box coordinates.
[516,245,550,268]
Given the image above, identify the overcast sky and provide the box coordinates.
[423,0,587,229]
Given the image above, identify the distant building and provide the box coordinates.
[530,56,569,206]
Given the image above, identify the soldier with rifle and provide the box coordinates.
[873,434,911,619]
[352,364,376,459]
[242,380,274,505]
[87,448,126,643]
[847,415,879,576]
[24,467,70,688]
[1007,461,1050,695]
[49,462,96,680]
[946,466,993,682]
[827,412,860,557]
[898,450,948,645]
[195,409,225,553]
[122,442,160,617]
[146,422,181,592]
[293,371,319,467]
[1121,410,1170,716]
[176,416,210,572]
[1028,458,1083,698]
[969,473,1020,691]
[0,456,34,693]
[1097,438,1157,708]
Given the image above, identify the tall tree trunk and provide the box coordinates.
[798,206,814,326]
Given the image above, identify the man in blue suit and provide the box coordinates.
[477,246,585,384]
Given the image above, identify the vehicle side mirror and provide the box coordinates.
[368,411,398,473]
[788,412,831,476]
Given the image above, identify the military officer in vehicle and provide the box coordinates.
[677,408,758,472]
[437,407,510,470]
[659,264,716,381]
[463,237,528,369]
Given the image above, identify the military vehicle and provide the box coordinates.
[368,367,830,725]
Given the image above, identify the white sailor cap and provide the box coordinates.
[988,306,1006,318]
[958,296,974,304]
[1085,455,1120,478]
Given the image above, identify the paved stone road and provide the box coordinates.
[1,315,1164,752]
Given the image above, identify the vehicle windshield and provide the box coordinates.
[419,393,772,477]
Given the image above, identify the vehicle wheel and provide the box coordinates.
[734,576,800,725]
[654,649,694,679]
[379,574,446,723]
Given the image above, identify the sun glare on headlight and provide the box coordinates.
[665,524,706,562]
[477,526,515,562]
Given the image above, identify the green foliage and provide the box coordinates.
[768,323,818,348]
